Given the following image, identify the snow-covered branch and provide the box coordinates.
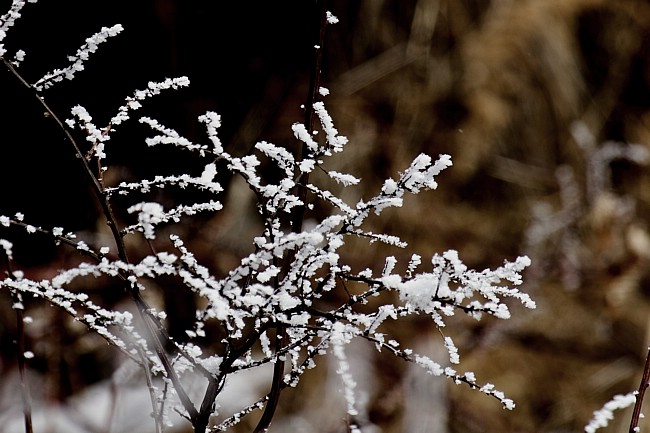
[0,3,537,433]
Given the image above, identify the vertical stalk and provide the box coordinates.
[3,251,33,433]
[15,298,33,433]
[253,2,329,433]
[629,346,650,433]
[291,0,328,234]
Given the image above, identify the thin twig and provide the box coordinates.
[136,345,164,433]
[15,296,33,433]
[131,289,199,422]
[2,250,33,433]
[252,2,329,432]
[252,327,288,433]
[291,0,328,234]
[629,346,650,433]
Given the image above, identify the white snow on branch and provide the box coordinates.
[110,77,190,126]
[326,11,339,25]
[313,101,348,153]
[0,0,37,57]
[125,200,223,239]
[328,170,360,186]
[33,24,124,91]
[584,392,637,433]
[140,116,209,154]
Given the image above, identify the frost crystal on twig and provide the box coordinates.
[584,392,637,433]
[33,24,124,91]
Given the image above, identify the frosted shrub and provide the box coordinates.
[523,121,650,433]
[0,2,535,432]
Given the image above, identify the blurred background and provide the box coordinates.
[2,0,650,432]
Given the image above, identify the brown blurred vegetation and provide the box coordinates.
[315,1,650,432]
[3,0,650,432]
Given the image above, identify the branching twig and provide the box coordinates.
[0,4,536,433]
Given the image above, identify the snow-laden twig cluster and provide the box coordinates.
[524,121,650,291]
[0,4,536,432]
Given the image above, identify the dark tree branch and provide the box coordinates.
[291,0,328,234]
[253,2,329,432]
[14,295,33,433]
[629,346,650,433]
